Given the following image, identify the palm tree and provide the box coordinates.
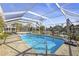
[0,16,8,44]
[0,16,4,33]
[0,16,9,44]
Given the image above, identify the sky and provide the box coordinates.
[0,3,79,27]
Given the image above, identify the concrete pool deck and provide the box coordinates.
[0,34,79,56]
[0,34,36,56]
[55,44,79,56]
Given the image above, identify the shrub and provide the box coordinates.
[76,36,79,41]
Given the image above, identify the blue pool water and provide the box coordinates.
[20,34,64,53]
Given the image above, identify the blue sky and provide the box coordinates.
[0,3,79,27]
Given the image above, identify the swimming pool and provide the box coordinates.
[20,34,64,54]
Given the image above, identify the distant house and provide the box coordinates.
[3,19,36,33]
[4,23,16,33]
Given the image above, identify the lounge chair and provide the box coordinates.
[63,38,77,46]
[64,40,77,47]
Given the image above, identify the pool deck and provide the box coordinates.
[55,43,79,56]
[0,34,36,56]
[0,34,79,56]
